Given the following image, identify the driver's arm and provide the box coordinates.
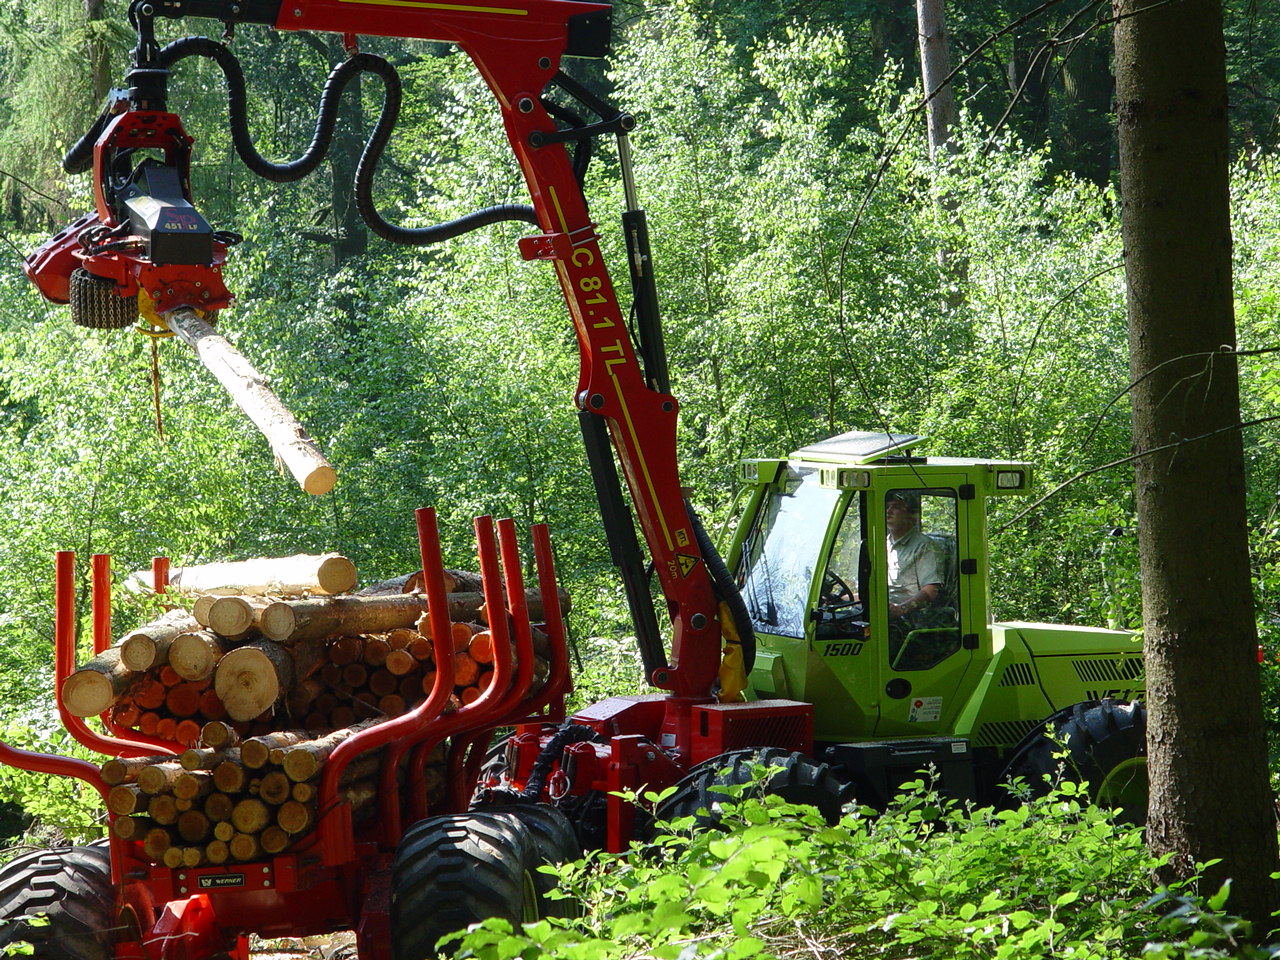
[889,582,937,617]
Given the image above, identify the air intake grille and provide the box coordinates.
[999,662,1036,687]
[975,719,1039,749]
[722,714,809,753]
[691,700,814,765]
[1072,657,1144,684]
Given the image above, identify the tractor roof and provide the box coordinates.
[791,430,921,465]
[785,431,1034,494]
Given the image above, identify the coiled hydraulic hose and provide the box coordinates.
[66,36,539,244]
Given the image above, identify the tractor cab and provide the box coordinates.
[727,430,1033,744]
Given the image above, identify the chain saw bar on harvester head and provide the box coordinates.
[32,0,767,731]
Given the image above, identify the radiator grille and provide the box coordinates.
[1072,657,1144,683]
[722,714,809,753]
[999,662,1036,686]
[974,719,1039,749]
[691,701,814,765]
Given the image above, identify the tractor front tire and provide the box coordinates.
[1002,698,1148,824]
[655,747,854,829]
[391,812,539,960]
[0,844,115,960]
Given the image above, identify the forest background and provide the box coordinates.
[0,0,1279,883]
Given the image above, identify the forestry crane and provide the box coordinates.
[4,1,1148,957]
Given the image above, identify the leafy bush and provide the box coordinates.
[455,775,1274,960]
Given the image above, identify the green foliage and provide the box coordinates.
[0,913,44,957]
[563,633,648,714]
[0,724,103,845]
[453,778,1274,960]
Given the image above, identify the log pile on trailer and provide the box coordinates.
[62,551,561,868]
[103,727,448,866]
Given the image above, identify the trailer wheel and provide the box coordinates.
[1002,699,1148,824]
[391,812,539,960]
[484,804,581,919]
[655,748,854,829]
[0,844,115,960]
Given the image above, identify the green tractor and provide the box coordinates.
[725,429,1147,817]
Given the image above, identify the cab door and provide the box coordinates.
[871,482,978,736]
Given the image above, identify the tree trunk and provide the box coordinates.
[1114,0,1280,929]
[870,0,917,77]
[82,0,111,102]
[1059,31,1113,188]
[328,36,368,267]
[1006,32,1050,137]
[916,0,966,308]
[916,0,956,160]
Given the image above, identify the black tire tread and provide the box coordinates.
[391,812,535,960]
[656,748,854,828]
[1002,698,1147,819]
[483,804,580,919]
[0,845,115,960]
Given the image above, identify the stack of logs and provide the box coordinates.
[104,724,448,868]
[61,553,561,865]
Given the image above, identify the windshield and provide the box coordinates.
[737,467,842,638]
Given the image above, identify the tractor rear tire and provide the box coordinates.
[1001,698,1148,824]
[390,812,539,960]
[655,747,854,829]
[483,804,581,919]
[0,844,115,960]
[68,269,137,330]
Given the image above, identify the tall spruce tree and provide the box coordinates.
[1114,0,1279,929]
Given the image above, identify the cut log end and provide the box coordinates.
[304,466,337,497]
[214,645,286,721]
[316,555,357,595]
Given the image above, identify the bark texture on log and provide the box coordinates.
[146,553,357,597]
[164,307,336,496]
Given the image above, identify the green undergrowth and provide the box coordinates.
[454,776,1280,960]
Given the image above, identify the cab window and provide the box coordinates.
[885,489,960,671]
[817,494,866,639]
[737,467,841,638]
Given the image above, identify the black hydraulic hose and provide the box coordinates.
[349,63,538,244]
[522,723,606,799]
[157,37,537,242]
[63,111,112,175]
[160,36,358,182]
[687,501,756,674]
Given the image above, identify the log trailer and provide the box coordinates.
[4,0,1147,957]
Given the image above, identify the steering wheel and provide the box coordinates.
[820,569,856,607]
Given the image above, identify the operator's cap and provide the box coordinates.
[886,490,921,512]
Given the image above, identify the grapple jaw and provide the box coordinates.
[22,110,235,329]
